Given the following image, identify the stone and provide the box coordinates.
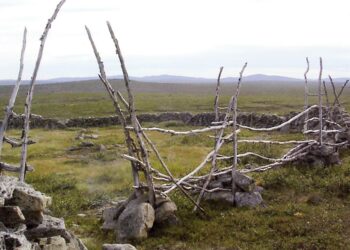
[117,201,155,241]
[154,195,171,208]
[311,145,334,157]
[102,206,121,231]
[232,172,255,192]
[24,215,71,242]
[234,192,263,208]
[6,187,52,212]
[79,142,94,148]
[0,206,25,226]
[103,244,137,250]
[335,131,350,143]
[216,175,232,186]
[67,237,88,250]
[22,210,44,227]
[102,200,127,230]
[0,231,35,250]
[99,144,107,152]
[253,186,264,193]
[41,236,67,250]
[0,222,7,232]
[0,197,4,206]
[207,180,224,189]
[155,201,177,225]
[203,191,234,204]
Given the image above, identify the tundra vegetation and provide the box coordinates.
[1,0,350,250]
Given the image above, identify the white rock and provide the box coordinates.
[103,243,137,250]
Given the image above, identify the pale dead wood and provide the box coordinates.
[193,63,247,210]
[134,124,238,135]
[107,21,156,206]
[19,0,66,182]
[304,129,341,134]
[335,80,349,105]
[85,26,141,192]
[318,57,323,145]
[140,128,207,214]
[164,149,216,194]
[323,80,330,110]
[305,117,342,129]
[231,63,247,200]
[3,136,36,148]
[216,152,280,162]
[0,28,27,159]
[11,112,43,119]
[304,57,310,132]
[0,162,33,173]
[238,105,318,132]
[214,67,224,124]
[328,75,339,106]
[237,139,317,145]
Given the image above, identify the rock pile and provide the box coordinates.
[102,194,177,242]
[0,176,86,250]
[202,172,264,208]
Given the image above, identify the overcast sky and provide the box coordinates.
[0,0,350,80]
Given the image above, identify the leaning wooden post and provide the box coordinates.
[303,57,310,132]
[214,67,224,126]
[0,28,27,160]
[193,63,247,211]
[19,0,66,182]
[107,21,156,206]
[318,57,323,145]
[85,26,141,195]
[231,63,247,201]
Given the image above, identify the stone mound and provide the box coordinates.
[0,176,87,250]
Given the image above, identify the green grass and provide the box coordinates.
[1,80,349,118]
[2,125,350,250]
[1,80,350,249]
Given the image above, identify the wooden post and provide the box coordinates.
[0,28,27,160]
[85,26,141,194]
[19,0,66,182]
[106,21,156,206]
[231,63,247,201]
[318,57,323,145]
[303,57,310,132]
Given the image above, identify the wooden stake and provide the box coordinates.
[318,58,323,145]
[0,28,27,160]
[19,0,66,182]
[303,57,310,132]
[107,21,156,206]
[85,26,141,194]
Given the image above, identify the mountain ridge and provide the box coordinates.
[0,74,348,86]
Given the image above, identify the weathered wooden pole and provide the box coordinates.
[107,21,156,206]
[303,57,310,132]
[0,28,27,160]
[19,0,66,182]
[231,63,247,201]
[318,57,323,145]
[85,26,141,195]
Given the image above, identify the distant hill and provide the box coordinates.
[0,74,348,86]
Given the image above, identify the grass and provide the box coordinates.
[1,80,350,249]
[2,125,350,250]
[1,80,349,118]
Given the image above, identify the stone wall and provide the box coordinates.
[2,111,307,131]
